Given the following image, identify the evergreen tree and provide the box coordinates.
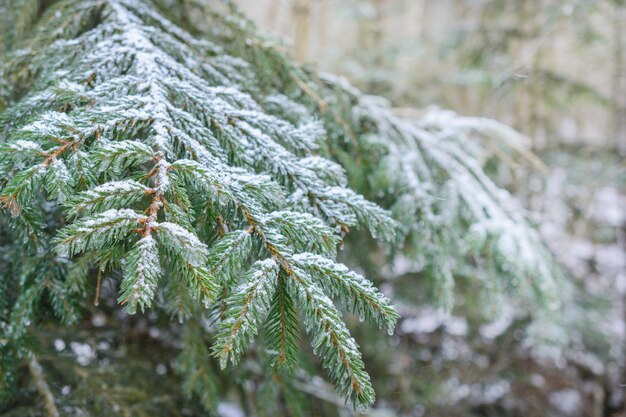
[0,0,563,414]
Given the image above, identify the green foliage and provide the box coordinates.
[290,253,398,333]
[213,258,280,368]
[264,273,300,370]
[178,320,220,411]
[0,0,399,410]
[0,0,569,414]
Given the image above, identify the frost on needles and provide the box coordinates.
[0,0,562,411]
[0,0,398,409]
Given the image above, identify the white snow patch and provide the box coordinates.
[70,342,96,366]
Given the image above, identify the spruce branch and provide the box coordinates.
[261,210,340,258]
[55,208,145,257]
[213,258,279,368]
[237,206,385,408]
[91,140,154,174]
[2,0,402,410]
[289,269,375,408]
[290,253,399,334]
[264,272,300,369]
[66,180,151,218]
[118,234,161,313]
[206,229,254,280]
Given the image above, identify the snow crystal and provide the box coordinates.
[88,180,148,195]
[256,258,277,269]
[21,112,74,137]
[11,140,42,151]
[80,209,143,228]
[445,316,468,336]
[530,373,546,387]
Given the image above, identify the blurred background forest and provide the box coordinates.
[234,0,626,416]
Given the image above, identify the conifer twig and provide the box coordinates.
[28,353,60,417]
[93,268,102,306]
